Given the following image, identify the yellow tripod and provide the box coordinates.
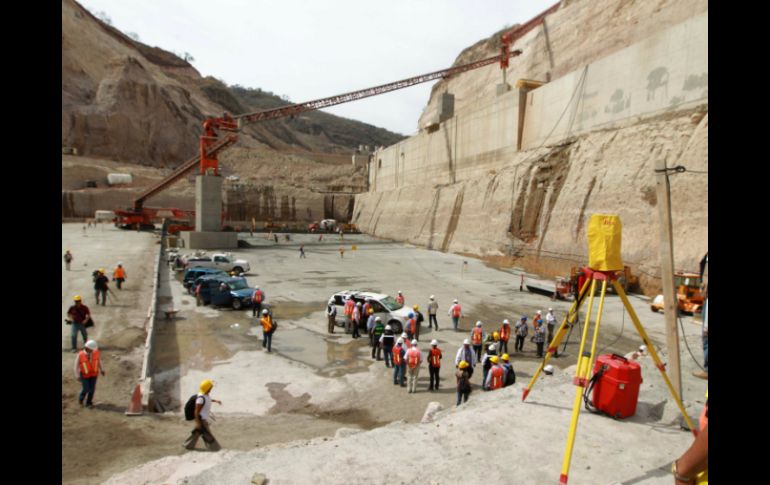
[522,267,697,484]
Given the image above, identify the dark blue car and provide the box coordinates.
[184,267,228,292]
[196,275,255,310]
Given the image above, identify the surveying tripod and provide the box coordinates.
[521,266,697,484]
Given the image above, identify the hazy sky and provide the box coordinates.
[79,0,556,135]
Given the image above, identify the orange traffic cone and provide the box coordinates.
[125,383,143,416]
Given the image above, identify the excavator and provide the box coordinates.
[114,2,560,230]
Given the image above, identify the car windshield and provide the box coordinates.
[380,296,402,311]
[229,279,248,290]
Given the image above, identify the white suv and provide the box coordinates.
[329,290,411,333]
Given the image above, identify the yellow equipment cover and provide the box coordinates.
[587,214,623,271]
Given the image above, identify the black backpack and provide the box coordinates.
[184,394,201,420]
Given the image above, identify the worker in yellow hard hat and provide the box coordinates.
[66,295,92,352]
[456,361,472,406]
[501,353,516,387]
[412,304,424,340]
[184,379,222,451]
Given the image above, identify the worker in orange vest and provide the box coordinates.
[405,312,417,341]
[470,321,485,363]
[448,299,463,331]
[73,339,105,408]
[112,262,127,289]
[343,297,355,333]
[499,319,512,354]
[427,340,443,391]
[252,286,265,317]
[260,309,276,352]
[405,340,422,394]
[392,338,406,387]
[485,356,504,391]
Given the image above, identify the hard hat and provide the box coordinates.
[85,340,98,350]
[397,337,404,344]
[475,321,482,327]
[463,339,470,345]
[73,295,82,301]
[385,324,392,330]
[401,332,408,338]
[375,317,382,322]
[199,379,214,393]
[408,312,414,318]
[98,268,105,273]
[493,331,500,340]
[368,308,374,314]
[458,361,469,369]
[430,295,435,300]
[489,344,496,352]
[431,339,438,346]
[413,305,419,310]
[411,339,418,345]
[537,310,542,314]
[453,299,458,303]
[398,290,402,294]
[548,308,553,312]
[490,356,499,364]
[503,319,510,325]
[255,286,260,290]
[502,353,510,361]
[118,262,123,266]
[639,345,648,353]
[521,316,527,320]
[356,302,361,306]
[262,309,269,315]
[544,365,554,375]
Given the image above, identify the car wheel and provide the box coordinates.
[232,267,243,275]
[389,320,402,334]
[233,299,243,310]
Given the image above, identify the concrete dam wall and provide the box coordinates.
[354,12,708,294]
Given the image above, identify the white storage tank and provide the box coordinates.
[107,173,133,186]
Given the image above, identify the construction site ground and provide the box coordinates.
[61,223,708,484]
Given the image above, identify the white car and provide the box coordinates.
[184,252,251,275]
[329,290,411,333]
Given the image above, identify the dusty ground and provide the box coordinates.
[62,225,707,484]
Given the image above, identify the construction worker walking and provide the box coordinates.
[299,244,306,258]
[455,339,476,379]
[392,338,406,387]
[251,286,265,317]
[73,339,105,407]
[260,309,276,353]
[183,379,222,451]
[484,356,504,391]
[427,295,439,330]
[380,325,395,368]
[533,318,546,357]
[64,250,73,271]
[448,299,463,331]
[470,321,485,363]
[514,316,528,352]
[112,263,127,290]
[427,340,442,391]
[455,361,472,406]
[405,340,422,393]
[93,269,109,305]
[499,320,511,355]
[326,298,337,333]
[395,291,405,305]
[66,295,92,353]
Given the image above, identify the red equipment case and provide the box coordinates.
[591,354,643,419]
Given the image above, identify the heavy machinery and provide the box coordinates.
[650,271,704,314]
[112,13,560,228]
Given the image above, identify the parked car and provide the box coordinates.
[320,219,337,231]
[328,290,411,333]
[185,252,251,275]
[195,275,256,310]
[183,267,228,292]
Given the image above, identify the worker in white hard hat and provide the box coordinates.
[395,290,405,305]
[113,262,127,290]
[455,339,476,378]
[427,339,443,391]
[252,286,265,317]
[470,321,485,363]
[448,299,463,331]
[260,308,276,352]
[392,338,407,386]
[380,324,396,368]
[401,332,412,349]
[73,339,105,408]
[371,317,385,360]
[405,340,422,393]
[326,298,337,334]
[66,295,92,353]
[183,379,222,451]
[481,343,498,391]
[427,295,439,331]
[546,308,557,356]
[499,319,512,354]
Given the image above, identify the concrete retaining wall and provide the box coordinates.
[139,227,164,409]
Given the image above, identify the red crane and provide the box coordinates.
[116,22,555,229]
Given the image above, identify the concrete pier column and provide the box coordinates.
[196,174,222,232]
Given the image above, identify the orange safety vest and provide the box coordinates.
[407,349,420,368]
[344,300,354,316]
[500,325,511,341]
[78,350,100,378]
[114,267,126,279]
[253,289,264,303]
[489,366,503,390]
[407,318,416,334]
[261,316,273,332]
[393,346,404,365]
[451,305,461,317]
[471,327,483,345]
[429,348,442,368]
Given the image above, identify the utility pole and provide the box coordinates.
[654,158,682,398]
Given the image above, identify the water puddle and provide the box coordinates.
[272,327,373,377]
